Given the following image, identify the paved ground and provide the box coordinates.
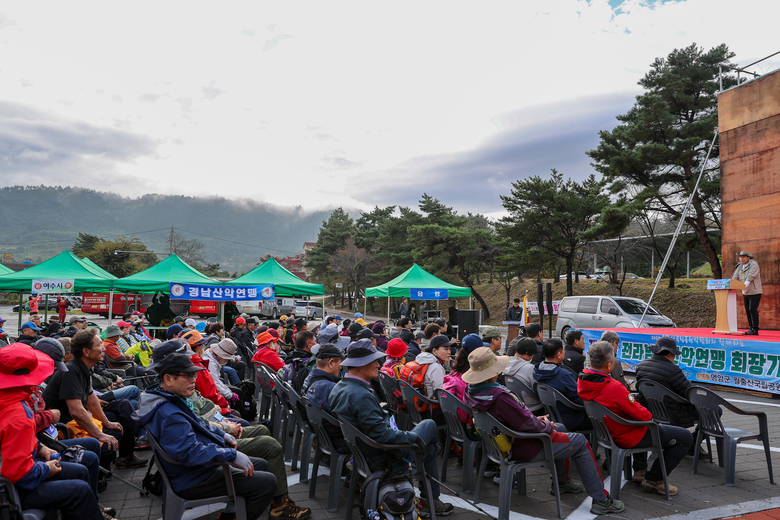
[98,381,780,520]
[7,306,780,520]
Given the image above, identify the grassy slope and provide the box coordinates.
[476,277,716,329]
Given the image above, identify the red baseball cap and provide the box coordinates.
[235,317,246,325]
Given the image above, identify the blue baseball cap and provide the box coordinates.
[354,313,363,318]
[21,321,42,331]
[333,315,343,320]
[166,324,184,339]
[461,333,489,354]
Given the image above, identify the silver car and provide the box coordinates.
[555,296,675,339]
[295,300,324,319]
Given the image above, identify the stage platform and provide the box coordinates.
[581,327,780,395]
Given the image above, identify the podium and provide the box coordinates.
[708,279,746,334]
[503,321,523,346]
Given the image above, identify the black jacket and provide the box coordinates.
[530,340,545,366]
[563,345,586,374]
[15,335,36,347]
[62,326,80,338]
[636,354,697,428]
[506,305,523,321]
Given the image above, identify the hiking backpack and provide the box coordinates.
[397,361,431,413]
[279,357,311,394]
[140,459,164,497]
[360,472,418,520]
[234,380,258,421]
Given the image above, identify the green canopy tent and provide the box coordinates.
[226,257,324,296]
[364,264,471,322]
[80,257,119,281]
[112,254,217,293]
[0,250,117,330]
[0,264,13,275]
[112,254,222,326]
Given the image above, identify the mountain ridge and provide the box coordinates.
[0,185,333,273]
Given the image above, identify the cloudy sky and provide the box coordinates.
[0,0,777,218]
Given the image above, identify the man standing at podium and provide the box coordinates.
[732,250,763,335]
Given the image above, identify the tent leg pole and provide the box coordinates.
[43,295,49,322]
[387,296,390,324]
[18,292,23,333]
[220,301,225,325]
[107,290,114,325]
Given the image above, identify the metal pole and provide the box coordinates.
[687,251,691,279]
[43,295,49,322]
[593,253,597,272]
[638,127,719,326]
[537,283,544,330]
[17,292,23,333]
[546,283,553,339]
[387,295,390,323]
[107,290,114,326]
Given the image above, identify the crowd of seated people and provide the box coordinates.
[0,303,730,520]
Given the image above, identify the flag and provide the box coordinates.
[522,295,530,324]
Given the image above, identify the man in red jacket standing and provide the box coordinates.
[578,341,692,496]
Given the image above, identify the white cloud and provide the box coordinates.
[201,80,226,100]
[0,0,776,214]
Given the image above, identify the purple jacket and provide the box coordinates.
[464,382,553,461]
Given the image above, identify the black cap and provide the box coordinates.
[158,353,206,377]
[649,336,681,356]
[429,334,455,350]
[357,328,378,340]
[399,329,415,343]
[317,344,345,360]
[294,318,307,329]
[149,339,192,370]
[174,316,185,323]
[34,338,68,373]
[348,322,364,335]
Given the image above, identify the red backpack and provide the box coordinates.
[398,361,435,412]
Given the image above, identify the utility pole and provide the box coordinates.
[169,225,174,255]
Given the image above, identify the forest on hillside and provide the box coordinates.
[0,186,331,273]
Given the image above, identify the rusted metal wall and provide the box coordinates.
[719,69,780,330]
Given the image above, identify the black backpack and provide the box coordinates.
[234,380,258,421]
[140,459,164,497]
[279,357,311,394]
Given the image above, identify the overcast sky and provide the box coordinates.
[0,0,777,218]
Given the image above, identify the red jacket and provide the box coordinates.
[191,353,231,414]
[0,388,49,488]
[252,346,285,372]
[578,368,651,448]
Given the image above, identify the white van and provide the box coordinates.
[236,297,295,318]
[555,296,676,339]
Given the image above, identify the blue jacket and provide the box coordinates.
[303,368,340,413]
[329,376,416,459]
[533,361,588,430]
[133,384,236,493]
